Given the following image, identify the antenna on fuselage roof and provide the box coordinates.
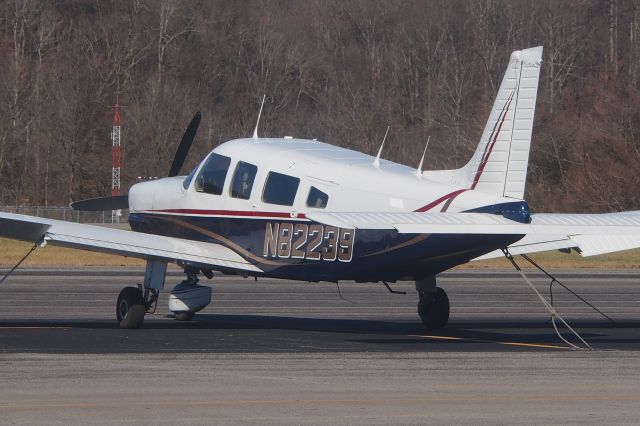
[373,125,390,169]
[415,135,431,178]
[252,94,266,140]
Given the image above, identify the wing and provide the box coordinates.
[307,211,640,258]
[0,212,261,273]
[476,212,640,259]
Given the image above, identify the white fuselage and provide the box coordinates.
[129,138,517,216]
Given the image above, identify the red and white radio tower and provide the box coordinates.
[111,99,123,223]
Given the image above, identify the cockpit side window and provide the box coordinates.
[230,161,258,200]
[306,186,329,208]
[262,172,300,206]
[195,153,231,195]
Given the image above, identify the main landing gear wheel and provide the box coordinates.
[418,287,450,330]
[116,287,146,329]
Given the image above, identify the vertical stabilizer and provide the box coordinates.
[461,46,543,199]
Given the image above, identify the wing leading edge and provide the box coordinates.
[0,212,261,273]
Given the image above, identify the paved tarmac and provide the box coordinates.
[1,268,640,424]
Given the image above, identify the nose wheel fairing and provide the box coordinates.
[168,276,212,318]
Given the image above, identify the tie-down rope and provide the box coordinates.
[502,249,593,351]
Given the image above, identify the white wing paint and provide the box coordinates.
[473,234,576,260]
[308,211,640,234]
[307,211,640,258]
[5,208,640,268]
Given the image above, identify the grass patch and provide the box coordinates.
[0,238,144,267]
[1,237,640,269]
[461,249,640,269]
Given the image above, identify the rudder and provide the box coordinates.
[461,46,543,200]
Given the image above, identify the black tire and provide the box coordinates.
[418,287,450,329]
[174,311,195,322]
[116,287,145,329]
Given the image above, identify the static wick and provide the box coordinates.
[373,125,390,169]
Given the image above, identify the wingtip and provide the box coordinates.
[512,46,543,65]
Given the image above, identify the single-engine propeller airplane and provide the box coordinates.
[3,46,640,331]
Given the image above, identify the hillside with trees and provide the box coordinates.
[1,0,639,213]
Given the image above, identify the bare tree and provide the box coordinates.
[1,0,640,212]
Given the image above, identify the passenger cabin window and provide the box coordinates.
[306,186,328,208]
[195,153,231,195]
[262,172,300,206]
[230,161,258,200]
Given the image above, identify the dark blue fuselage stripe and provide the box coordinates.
[129,209,523,282]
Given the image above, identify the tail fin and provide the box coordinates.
[461,46,543,199]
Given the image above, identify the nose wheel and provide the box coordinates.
[417,286,450,329]
[116,287,146,329]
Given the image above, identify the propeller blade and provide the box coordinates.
[168,111,202,177]
[72,112,200,211]
[70,195,129,211]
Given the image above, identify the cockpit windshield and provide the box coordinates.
[182,164,200,190]
[194,153,231,195]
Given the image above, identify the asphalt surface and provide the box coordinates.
[1,268,640,424]
[1,268,639,353]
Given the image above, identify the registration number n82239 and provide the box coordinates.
[263,222,355,262]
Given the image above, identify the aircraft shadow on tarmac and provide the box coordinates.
[2,315,640,350]
[195,314,640,348]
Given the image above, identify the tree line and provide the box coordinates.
[1,0,639,213]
